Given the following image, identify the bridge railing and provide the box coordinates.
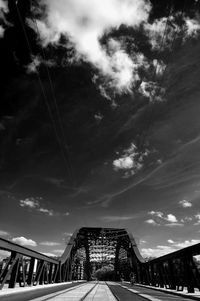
[0,237,61,289]
[135,242,200,293]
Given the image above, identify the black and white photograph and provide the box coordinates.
[1,0,200,300]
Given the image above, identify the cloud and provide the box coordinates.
[31,0,151,92]
[165,214,177,223]
[113,143,147,177]
[100,214,138,222]
[194,213,200,225]
[141,239,200,258]
[53,249,64,255]
[20,197,39,208]
[185,17,200,37]
[179,199,192,208]
[147,211,182,226]
[0,250,10,260]
[174,239,200,249]
[165,222,184,227]
[38,208,54,216]
[141,246,175,258]
[139,80,165,102]
[0,0,8,38]
[26,55,55,74]
[145,219,158,226]
[19,197,57,216]
[0,230,9,236]
[12,236,37,247]
[40,241,61,246]
[113,156,135,170]
[42,252,56,257]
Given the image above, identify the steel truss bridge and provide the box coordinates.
[0,227,200,295]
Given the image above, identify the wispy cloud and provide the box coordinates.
[99,214,138,222]
[0,230,9,236]
[53,249,64,255]
[40,241,61,246]
[12,236,37,247]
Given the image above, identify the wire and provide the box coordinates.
[30,14,76,186]
[14,1,75,185]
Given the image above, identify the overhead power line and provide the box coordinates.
[14,1,76,186]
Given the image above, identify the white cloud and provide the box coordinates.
[174,239,200,249]
[31,0,151,92]
[148,211,163,218]
[12,236,37,247]
[113,156,134,170]
[20,197,39,208]
[113,143,147,177]
[40,241,61,246]
[19,197,56,216]
[165,214,177,223]
[42,252,56,257]
[0,230,9,236]
[141,246,175,258]
[145,219,158,226]
[139,80,165,102]
[179,199,192,208]
[141,239,200,258]
[144,17,173,50]
[0,0,8,38]
[26,55,55,74]
[38,208,54,216]
[194,213,200,225]
[185,18,200,37]
[0,250,10,260]
[147,211,182,227]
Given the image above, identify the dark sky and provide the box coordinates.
[1,0,200,258]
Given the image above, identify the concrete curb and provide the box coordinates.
[135,284,200,301]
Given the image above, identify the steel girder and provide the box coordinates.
[1,227,200,293]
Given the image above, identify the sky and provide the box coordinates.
[1,0,200,259]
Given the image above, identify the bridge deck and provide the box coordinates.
[1,281,199,301]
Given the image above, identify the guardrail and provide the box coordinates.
[0,237,61,289]
[129,238,200,293]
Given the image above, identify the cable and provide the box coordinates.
[14,1,75,185]
[30,14,76,186]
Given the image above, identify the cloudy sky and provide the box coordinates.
[1,0,200,259]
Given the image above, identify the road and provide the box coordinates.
[29,281,197,301]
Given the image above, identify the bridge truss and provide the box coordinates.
[0,227,200,293]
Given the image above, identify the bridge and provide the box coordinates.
[1,227,200,300]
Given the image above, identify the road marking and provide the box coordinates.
[139,293,162,301]
[120,285,139,293]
